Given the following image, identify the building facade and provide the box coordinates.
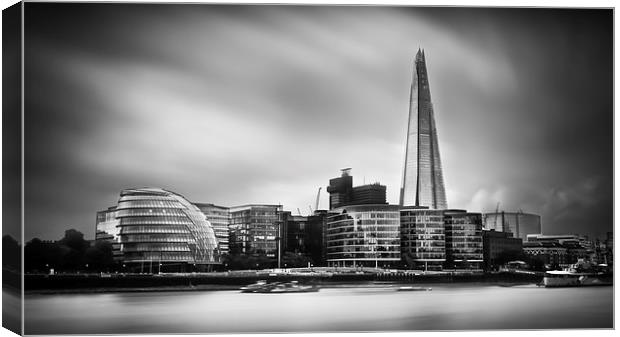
[327,169,387,210]
[400,207,445,270]
[483,211,541,242]
[327,168,354,209]
[114,187,220,272]
[400,49,447,209]
[194,203,230,255]
[326,204,401,268]
[228,204,283,258]
[523,241,568,267]
[443,210,483,269]
[482,229,523,270]
[279,211,327,266]
[95,206,122,261]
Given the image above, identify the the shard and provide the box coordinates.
[400,49,448,209]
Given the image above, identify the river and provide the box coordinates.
[23,284,613,334]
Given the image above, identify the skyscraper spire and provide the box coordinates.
[400,49,448,209]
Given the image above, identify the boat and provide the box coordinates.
[396,286,432,292]
[268,281,319,293]
[240,280,268,293]
[241,281,319,293]
[543,270,613,288]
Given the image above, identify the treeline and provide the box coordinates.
[221,251,314,270]
[9,228,317,273]
[24,229,116,273]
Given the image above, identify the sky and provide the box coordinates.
[17,4,612,242]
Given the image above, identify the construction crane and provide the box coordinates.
[315,187,322,211]
[308,205,313,215]
[297,208,302,216]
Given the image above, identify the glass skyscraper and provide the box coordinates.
[400,49,448,209]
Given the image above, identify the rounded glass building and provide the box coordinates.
[115,188,220,272]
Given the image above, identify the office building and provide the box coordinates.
[482,230,523,270]
[326,204,401,268]
[114,187,220,272]
[228,204,283,258]
[526,234,591,264]
[280,211,327,266]
[281,212,310,255]
[523,241,568,267]
[95,206,122,261]
[400,48,448,209]
[483,211,541,242]
[327,169,387,210]
[400,207,445,270]
[327,168,354,209]
[444,210,483,269]
[195,203,230,255]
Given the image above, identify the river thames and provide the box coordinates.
[24,284,612,334]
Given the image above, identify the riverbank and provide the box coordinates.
[25,270,543,294]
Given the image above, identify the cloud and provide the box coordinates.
[23,5,612,241]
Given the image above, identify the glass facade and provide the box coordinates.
[326,204,401,268]
[195,203,231,255]
[483,212,542,242]
[400,207,445,270]
[482,230,523,270]
[95,206,122,261]
[444,210,483,269]
[115,188,220,270]
[228,205,283,257]
[400,49,447,209]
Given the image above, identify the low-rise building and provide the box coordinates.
[195,203,231,256]
[444,210,483,270]
[523,241,567,267]
[228,204,283,258]
[400,207,445,271]
[326,204,401,268]
[482,229,523,270]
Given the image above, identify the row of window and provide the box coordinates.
[401,241,445,247]
[327,245,401,252]
[401,229,444,235]
[327,253,401,259]
[327,240,400,247]
[400,223,445,228]
[122,243,191,252]
[119,217,194,225]
[117,200,185,210]
[119,195,176,202]
[117,209,188,217]
[123,251,195,261]
[120,226,191,234]
[120,234,195,243]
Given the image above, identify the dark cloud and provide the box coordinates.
[22,4,612,241]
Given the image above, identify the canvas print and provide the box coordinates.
[2,2,614,335]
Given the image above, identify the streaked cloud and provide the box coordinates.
[22,5,612,241]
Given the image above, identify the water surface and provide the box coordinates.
[24,284,613,334]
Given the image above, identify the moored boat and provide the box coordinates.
[240,280,268,293]
[543,270,612,287]
[241,280,319,293]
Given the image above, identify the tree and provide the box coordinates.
[281,252,312,268]
[57,229,90,271]
[85,241,115,271]
[2,235,20,271]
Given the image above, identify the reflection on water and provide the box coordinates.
[24,284,613,334]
